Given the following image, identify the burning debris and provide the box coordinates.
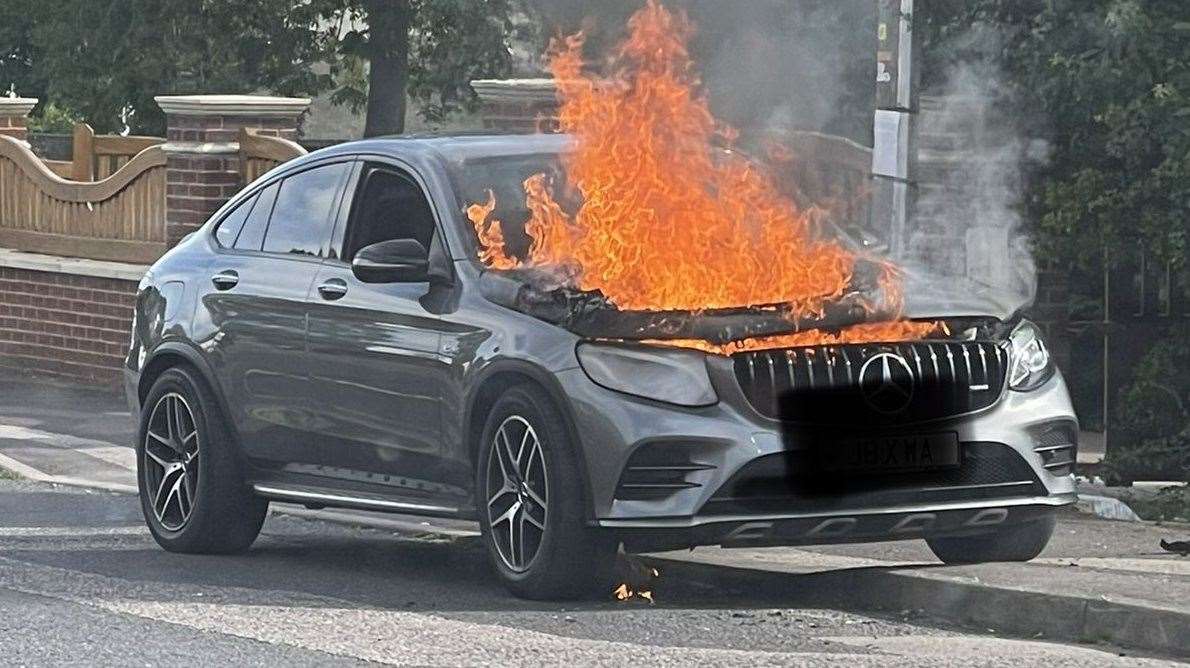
[612,549,660,604]
[468,0,936,353]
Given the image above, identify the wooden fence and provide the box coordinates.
[0,134,167,263]
[40,124,164,183]
[0,125,310,265]
[239,128,307,184]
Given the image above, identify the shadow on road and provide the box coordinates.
[3,506,947,618]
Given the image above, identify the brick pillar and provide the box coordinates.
[155,95,311,247]
[471,79,560,133]
[0,97,37,143]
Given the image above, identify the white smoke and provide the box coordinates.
[905,43,1044,318]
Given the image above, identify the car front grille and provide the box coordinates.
[701,441,1044,516]
[732,341,1009,425]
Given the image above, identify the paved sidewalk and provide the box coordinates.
[1,369,1188,658]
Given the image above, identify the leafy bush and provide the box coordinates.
[26,103,80,134]
[1102,432,1190,485]
[1114,329,1190,444]
[1106,328,1190,483]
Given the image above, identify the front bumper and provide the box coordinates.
[558,356,1078,548]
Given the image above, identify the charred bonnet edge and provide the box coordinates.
[477,260,896,344]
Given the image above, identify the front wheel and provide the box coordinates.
[926,513,1056,564]
[476,385,616,599]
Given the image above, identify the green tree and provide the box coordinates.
[921,0,1190,269]
[0,0,41,100]
[19,0,526,136]
[337,0,527,136]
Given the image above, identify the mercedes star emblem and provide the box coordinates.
[858,352,915,414]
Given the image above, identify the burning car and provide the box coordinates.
[124,1,1077,600]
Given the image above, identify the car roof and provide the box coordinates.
[305,132,572,166]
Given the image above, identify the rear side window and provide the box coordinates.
[214,196,253,248]
[263,162,351,257]
[233,182,279,251]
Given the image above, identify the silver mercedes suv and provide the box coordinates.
[125,134,1077,600]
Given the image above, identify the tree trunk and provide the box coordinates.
[362,0,412,137]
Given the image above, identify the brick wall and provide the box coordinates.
[163,113,302,246]
[472,80,560,134]
[0,114,27,142]
[0,266,135,386]
[0,98,35,142]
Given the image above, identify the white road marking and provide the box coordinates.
[0,425,137,471]
[0,526,146,537]
[0,449,137,494]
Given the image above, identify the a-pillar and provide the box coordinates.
[0,98,37,143]
[155,95,311,247]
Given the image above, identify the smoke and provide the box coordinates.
[688,0,876,145]
[526,0,875,143]
[906,26,1045,318]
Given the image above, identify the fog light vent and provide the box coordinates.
[1032,421,1078,476]
[615,442,714,501]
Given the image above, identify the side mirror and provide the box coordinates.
[352,239,429,283]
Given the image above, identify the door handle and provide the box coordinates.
[211,270,239,290]
[317,278,348,300]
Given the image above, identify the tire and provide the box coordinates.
[926,513,1056,564]
[476,384,616,600]
[137,366,268,554]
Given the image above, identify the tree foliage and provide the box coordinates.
[5,0,525,136]
[922,0,1190,269]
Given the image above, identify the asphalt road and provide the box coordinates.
[0,477,1178,667]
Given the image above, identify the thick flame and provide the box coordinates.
[469,0,935,350]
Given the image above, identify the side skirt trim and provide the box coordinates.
[252,484,459,516]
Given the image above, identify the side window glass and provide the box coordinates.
[214,195,254,248]
[234,182,279,252]
[344,167,437,262]
[263,162,351,257]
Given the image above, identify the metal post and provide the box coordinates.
[871,0,919,258]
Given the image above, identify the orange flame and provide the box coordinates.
[469,0,935,350]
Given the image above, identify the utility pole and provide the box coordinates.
[871,0,919,258]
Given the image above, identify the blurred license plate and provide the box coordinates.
[821,433,960,473]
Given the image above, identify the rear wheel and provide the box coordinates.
[926,513,1056,564]
[476,385,616,599]
[137,366,268,554]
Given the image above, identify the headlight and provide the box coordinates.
[576,343,718,407]
[1008,320,1054,392]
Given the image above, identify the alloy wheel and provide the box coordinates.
[485,415,549,572]
[143,393,201,531]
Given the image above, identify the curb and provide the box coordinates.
[649,555,1190,660]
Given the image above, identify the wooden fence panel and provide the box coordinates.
[70,124,164,182]
[0,135,167,263]
[239,128,307,184]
